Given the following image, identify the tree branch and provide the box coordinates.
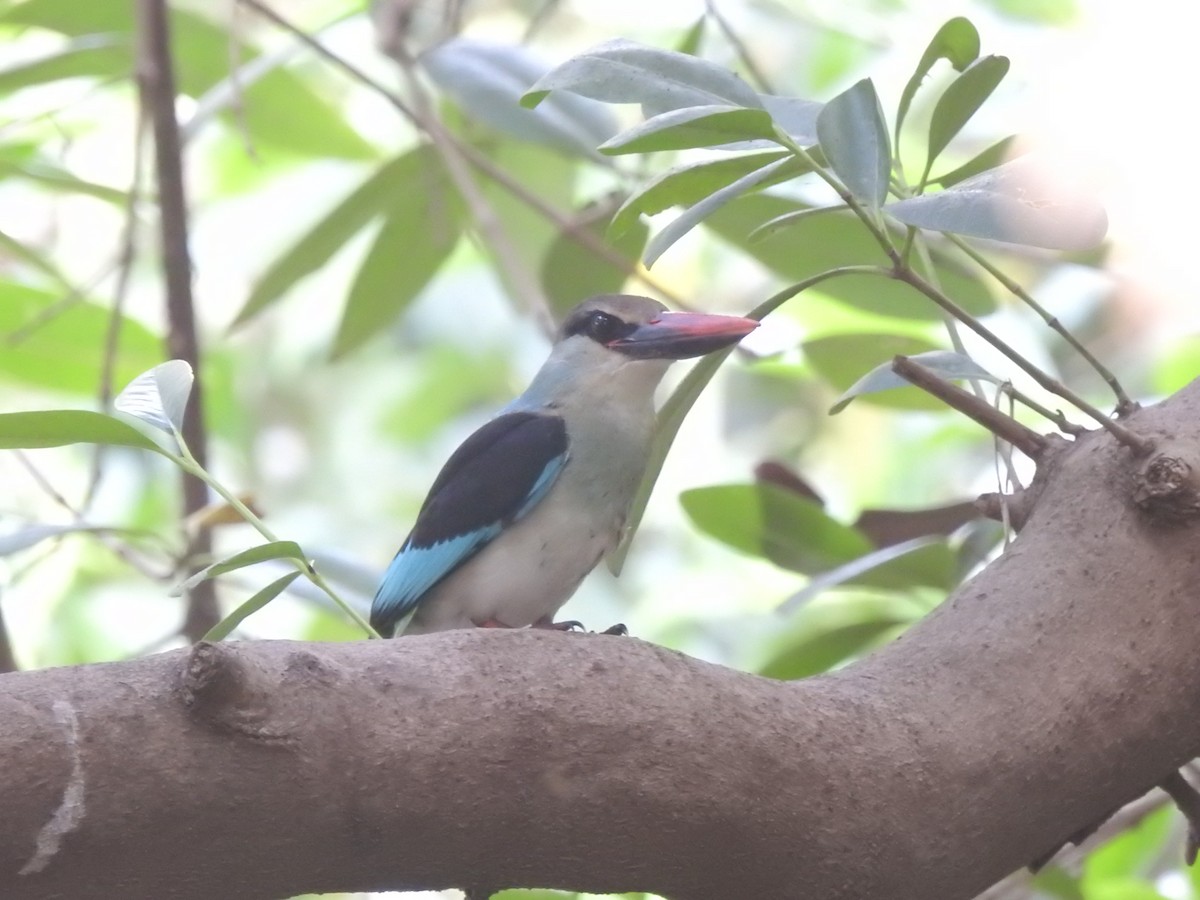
[5,381,1200,899]
[892,355,1048,460]
[135,0,217,640]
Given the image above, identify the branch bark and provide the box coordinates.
[3,382,1200,900]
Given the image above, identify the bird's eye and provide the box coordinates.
[585,311,624,343]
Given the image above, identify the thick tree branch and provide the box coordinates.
[135,0,217,640]
[4,382,1200,899]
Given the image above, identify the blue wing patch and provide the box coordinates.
[370,413,569,636]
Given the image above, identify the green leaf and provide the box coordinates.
[0,523,137,557]
[816,78,891,208]
[705,197,995,318]
[780,537,954,610]
[1082,806,1172,884]
[0,150,126,203]
[925,55,1009,175]
[761,593,923,680]
[474,138,578,306]
[675,16,707,56]
[0,229,68,286]
[1028,866,1084,900]
[176,540,307,595]
[522,38,763,113]
[644,156,795,267]
[332,146,464,358]
[681,483,873,573]
[234,151,427,327]
[0,2,374,160]
[610,150,790,238]
[885,157,1108,251]
[746,204,847,243]
[203,571,302,641]
[930,135,1020,188]
[824,347,1000,413]
[541,207,649,315]
[113,360,193,436]
[424,38,617,161]
[598,105,777,155]
[0,410,168,455]
[608,342,743,576]
[896,17,980,140]
[985,0,1078,25]
[762,95,822,146]
[0,282,163,394]
[0,36,130,95]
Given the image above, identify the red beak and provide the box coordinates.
[607,311,758,360]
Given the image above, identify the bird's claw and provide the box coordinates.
[532,618,585,632]
[600,623,628,636]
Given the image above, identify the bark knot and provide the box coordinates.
[1133,451,1200,521]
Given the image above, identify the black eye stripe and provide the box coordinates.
[564,310,638,344]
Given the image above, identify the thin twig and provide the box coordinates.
[890,267,1154,456]
[950,236,1137,416]
[83,105,148,513]
[393,48,555,334]
[237,0,686,308]
[12,450,174,580]
[1000,383,1087,437]
[520,0,562,43]
[705,0,775,93]
[136,0,219,641]
[908,232,1020,485]
[892,356,1047,459]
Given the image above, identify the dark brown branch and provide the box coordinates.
[135,0,217,640]
[892,355,1048,460]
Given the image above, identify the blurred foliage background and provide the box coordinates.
[2,0,1200,897]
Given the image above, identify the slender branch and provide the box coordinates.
[705,0,775,93]
[12,451,174,581]
[1000,384,1086,437]
[890,267,1154,456]
[135,0,218,641]
[172,444,380,639]
[950,236,1136,416]
[893,356,1048,460]
[908,232,1020,486]
[83,105,148,512]
[393,49,555,334]
[237,0,686,308]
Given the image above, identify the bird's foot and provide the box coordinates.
[600,623,628,636]
[531,617,585,631]
[473,618,515,629]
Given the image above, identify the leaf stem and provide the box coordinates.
[949,236,1137,416]
[173,441,381,638]
[608,265,884,573]
[889,268,1153,455]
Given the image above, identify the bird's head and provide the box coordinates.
[557,294,758,361]
[522,294,758,409]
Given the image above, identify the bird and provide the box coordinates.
[369,293,758,637]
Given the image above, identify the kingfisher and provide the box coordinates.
[369,294,758,637]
